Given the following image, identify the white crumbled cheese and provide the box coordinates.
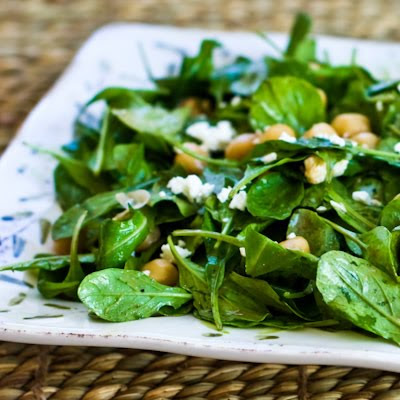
[261,152,278,163]
[160,243,191,263]
[186,120,236,151]
[352,191,382,206]
[167,175,214,203]
[394,142,400,153]
[330,200,347,213]
[217,187,232,203]
[279,132,297,143]
[332,159,349,177]
[159,191,167,198]
[287,232,297,239]
[229,190,247,211]
[376,100,384,112]
[316,206,328,212]
[222,217,230,223]
[239,247,246,257]
[230,96,242,106]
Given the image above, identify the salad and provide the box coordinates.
[2,14,400,344]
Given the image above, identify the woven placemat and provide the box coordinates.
[1,342,400,400]
[2,1,400,399]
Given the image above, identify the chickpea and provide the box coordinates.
[279,236,310,253]
[304,155,327,185]
[174,142,209,174]
[180,97,211,116]
[53,238,71,255]
[225,133,258,160]
[331,113,371,137]
[141,258,179,286]
[259,124,296,142]
[137,227,161,252]
[303,123,338,140]
[317,88,328,107]
[350,132,380,149]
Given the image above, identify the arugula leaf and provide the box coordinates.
[359,226,400,279]
[245,229,318,280]
[381,197,400,231]
[250,76,325,133]
[229,272,290,313]
[85,87,166,108]
[113,143,152,186]
[32,146,107,194]
[285,13,315,62]
[317,251,400,345]
[113,103,189,153]
[78,269,192,322]
[288,209,340,256]
[97,210,149,269]
[52,180,156,240]
[0,254,94,272]
[247,172,304,219]
[54,164,91,210]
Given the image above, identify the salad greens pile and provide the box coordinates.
[3,14,400,343]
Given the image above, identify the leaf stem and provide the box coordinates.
[321,217,367,249]
[173,229,243,247]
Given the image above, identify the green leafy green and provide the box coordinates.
[250,76,325,133]
[317,251,400,345]
[78,269,192,322]
[97,211,149,269]
[247,172,304,219]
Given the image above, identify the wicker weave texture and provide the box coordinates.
[0,342,400,400]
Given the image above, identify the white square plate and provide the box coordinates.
[1,24,400,371]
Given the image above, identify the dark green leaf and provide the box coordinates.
[250,77,325,133]
[317,251,400,345]
[247,172,304,219]
[97,211,149,269]
[288,209,340,256]
[78,269,192,322]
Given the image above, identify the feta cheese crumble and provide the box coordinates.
[261,152,278,163]
[394,142,400,153]
[230,96,242,106]
[279,132,297,143]
[332,159,349,177]
[229,190,247,211]
[160,243,191,263]
[186,120,236,151]
[217,186,247,211]
[239,247,246,257]
[167,175,214,203]
[287,232,297,239]
[352,191,382,206]
[316,206,328,212]
[217,186,232,203]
